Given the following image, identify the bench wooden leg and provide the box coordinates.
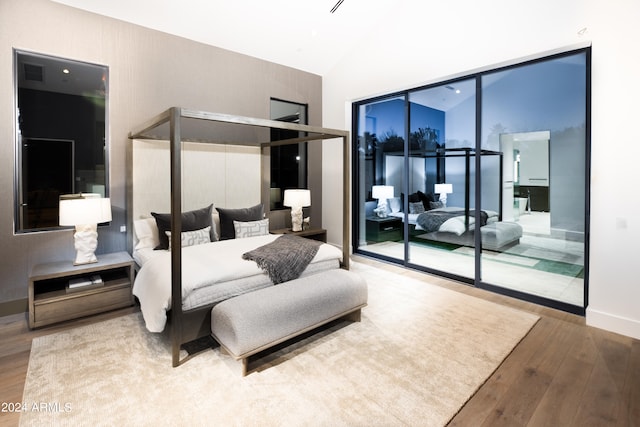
[344,308,361,322]
[241,358,248,377]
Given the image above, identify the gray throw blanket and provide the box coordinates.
[242,234,322,284]
[417,210,488,233]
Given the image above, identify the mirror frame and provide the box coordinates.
[13,49,109,233]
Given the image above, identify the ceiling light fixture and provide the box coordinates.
[330,0,345,13]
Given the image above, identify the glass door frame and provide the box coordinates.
[352,46,590,316]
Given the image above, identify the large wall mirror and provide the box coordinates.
[269,98,308,210]
[14,50,108,232]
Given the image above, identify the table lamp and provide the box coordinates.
[371,185,394,217]
[59,194,112,265]
[283,189,311,232]
[434,183,453,207]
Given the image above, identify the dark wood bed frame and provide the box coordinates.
[129,108,350,367]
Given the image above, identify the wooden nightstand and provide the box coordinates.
[271,228,327,243]
[28,251,135,329]
[366,216,403,242]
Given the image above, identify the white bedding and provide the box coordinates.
[389,207,498,235]
[133,234,343,333]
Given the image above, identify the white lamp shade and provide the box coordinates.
[283,189,311,208]
[59,197,112,226]
[371,185,394,200]
[434,183,453,195]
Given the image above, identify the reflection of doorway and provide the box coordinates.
[500,131,550,228]
[21,137,74,229]
[269,99,308,210]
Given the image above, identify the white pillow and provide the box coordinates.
[211,212,221,241]
[388,197,402,213]
[134,217,160,251]
[439,217,467,236]
[165,226,211,250]
[234,219,269,238]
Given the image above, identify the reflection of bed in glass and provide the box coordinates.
[380,148,523,251]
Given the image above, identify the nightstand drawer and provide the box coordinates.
[33,282,132,327]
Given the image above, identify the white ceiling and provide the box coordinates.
[51,0,404,76]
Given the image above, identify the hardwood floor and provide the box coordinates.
[354,256,639,427]
[0,257,638,427]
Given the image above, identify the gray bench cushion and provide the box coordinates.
[481,221,523,250]
[211,269,367,358]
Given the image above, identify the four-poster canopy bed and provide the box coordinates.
[128,107,352,367]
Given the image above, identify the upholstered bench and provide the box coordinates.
[480,221,523,251]
[211,268,368,376]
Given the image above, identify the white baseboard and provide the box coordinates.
[586,307,640,340]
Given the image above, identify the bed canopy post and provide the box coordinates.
[342,134,350,270]
[169,107,183,368]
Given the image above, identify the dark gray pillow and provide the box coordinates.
[151,204,214,250]
[216,204,264,240]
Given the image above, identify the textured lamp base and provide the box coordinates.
[73,224,99,265]
[290,207,303,232]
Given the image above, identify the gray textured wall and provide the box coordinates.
[0,0,322,313]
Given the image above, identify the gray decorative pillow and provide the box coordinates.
[409,202,425,214]
[151,204,214,250]
[216,204,264,240]
[234,219,269,238]
[430,201,444,209]
[165,226,211,250]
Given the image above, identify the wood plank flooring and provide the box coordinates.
[0,257,638,427]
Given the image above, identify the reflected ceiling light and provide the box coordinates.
[445,85,460,94]
[62,68,70,74]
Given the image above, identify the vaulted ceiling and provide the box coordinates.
[52,0,403,76]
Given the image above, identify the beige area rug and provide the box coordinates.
[21,261,539,427]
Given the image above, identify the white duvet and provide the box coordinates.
[389,207,498,235]
[133,234,343,332]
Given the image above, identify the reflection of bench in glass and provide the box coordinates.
[415,221,523,252]
[480,222,523,251]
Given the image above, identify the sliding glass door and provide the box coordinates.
[353,47,590,314]
[406,80,477,279]
[479,51,588,308]
[355,95,406,264]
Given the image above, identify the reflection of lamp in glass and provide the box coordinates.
[283,189,311,232]
[59,194,112,265]
[371,185,394,217]
[434,183,453,207]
